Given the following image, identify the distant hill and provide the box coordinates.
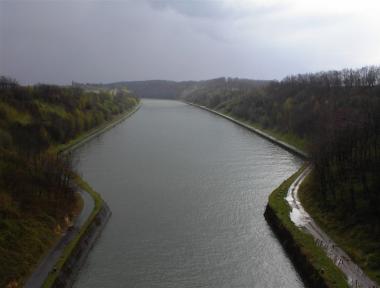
[107,80,195,99]
[74,78,270,99]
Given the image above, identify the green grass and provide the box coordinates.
[0,191,85,287]
[34,100,70,119]
[267,166,348,287]
[53,102,140,154]
[225,113,307,153]
[41,175,102,288]
[0,216,57,287]
[42,101,140,287]
[299,173,380,285]
[0,101,32,125]
[0,90,139,287]
[189,102,307,154]
[250,122,307,152]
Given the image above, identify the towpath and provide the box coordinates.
[286,167,378,288]
[24,190,94,288]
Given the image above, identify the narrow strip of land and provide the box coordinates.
[24,190,94,288]
[24,103,141,287]
[185,102,308,159]
[186,102,378,287]
[59,103,141,154]
[286,167,378,288]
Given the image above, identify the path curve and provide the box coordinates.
[286,166,378,288]
[24,189,95,288]
[24,104,141,287]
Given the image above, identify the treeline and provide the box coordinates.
[0,77,138,286]
[282,66,380,88]
[1,82,137,152]
[76,78,269,100]
[76,80,193,99]
[183,66,380,233]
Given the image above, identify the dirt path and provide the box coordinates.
[286,166,378,288]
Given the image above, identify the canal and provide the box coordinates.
[73,99,304,288]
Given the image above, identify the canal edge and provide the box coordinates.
[264,166,349,288]
[184,101,309,160]
[184,101,353,287]
[41,102,141,288]
[58,101,142,154]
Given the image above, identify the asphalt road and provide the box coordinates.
[286,167,378,288]
[24,190,94,288]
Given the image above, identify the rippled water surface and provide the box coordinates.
[73,99,304,288]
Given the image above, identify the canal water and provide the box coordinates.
[73,99,304,288]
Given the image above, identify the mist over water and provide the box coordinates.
[73,100,304,287]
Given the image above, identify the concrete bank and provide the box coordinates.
[37,103,141,288]
[264,203,329,288]
[263,166,351,287]
[60,102,141,154]
[51,202,111,288]
[186,102,345,287]
[185,102,308,160]
[287,168,378,287]
[24,190,95,288]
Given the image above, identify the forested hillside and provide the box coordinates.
[0,77,138,287]
[183,66,380,283]
[76,78,268,100]
[76,80,193,99]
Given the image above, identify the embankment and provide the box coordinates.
[264,204,327,287]
[58,102,141,154]
[41,102,141,288]
[185,102,308,160]
[186,101,348,287]
[50,200,111,288]
[263,168,348,287]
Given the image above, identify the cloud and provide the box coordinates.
[146,0,228,19]
[145,0,287,20]
[1,0,379,84]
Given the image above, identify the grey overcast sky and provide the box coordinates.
[1,0,379,84]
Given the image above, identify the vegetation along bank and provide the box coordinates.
[182,66,380,286]
[0,76,139,287]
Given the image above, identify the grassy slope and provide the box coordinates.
[267,167,348,287]
[54,102,140,153]
[0,216,57,286]
[223,112,307,152]
[0,99,139,287]
[0,194,82,287]
[42,101,140,287]
[187,102,307,154]
[195,101,379,286]
[41,176,102,288]
[195,103,350,286]
[299,173,380,285]
[255,111,379,285]
[220,104,380,285]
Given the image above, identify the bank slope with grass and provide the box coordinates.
[40,176,110,288]
[183,66,380,286]
[186,102,349,287]
[185,102,307,159]
[299,172,380,285]
[0,78,139,287]
[264,167,348,287]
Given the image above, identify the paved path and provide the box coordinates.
[24,190,94,288]
[286,166,378,288]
